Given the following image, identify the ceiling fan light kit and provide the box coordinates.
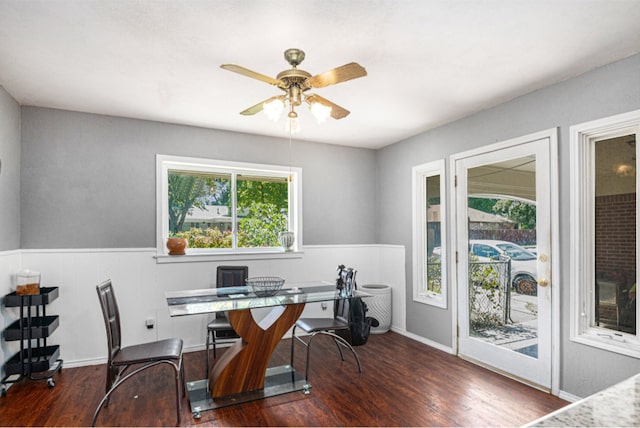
[221,48,367,133]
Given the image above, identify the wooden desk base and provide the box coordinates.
[209,303,306,398]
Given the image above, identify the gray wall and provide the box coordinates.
[0,86,20,250]
[20,108,377,248]
[377,53,640,397]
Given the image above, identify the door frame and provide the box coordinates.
[448,128,560,395]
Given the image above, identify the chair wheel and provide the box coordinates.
[1,386,6,397]
[47,379,55,388]
[193,411,201,419]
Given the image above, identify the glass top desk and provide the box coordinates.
[165,283,368,418]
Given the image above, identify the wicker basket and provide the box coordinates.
[246,276,285,297]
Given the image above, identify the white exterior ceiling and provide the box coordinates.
[1,0,640,149]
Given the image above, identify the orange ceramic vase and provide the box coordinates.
[166,237,188,255]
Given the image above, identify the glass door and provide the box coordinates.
[456,136,553,389]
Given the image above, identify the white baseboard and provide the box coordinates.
[391,327,455,354]
[61,356,106,369]
[558,390,581,402]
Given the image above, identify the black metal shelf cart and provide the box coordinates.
[1,287,63,396]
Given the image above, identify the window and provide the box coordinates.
[412,159,447,308]
[472,244,498,259]
[570,110,639,357]
[157,155,302,257]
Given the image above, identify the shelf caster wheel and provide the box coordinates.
[47,379,55,388]
[303,383,311,395]
[192,411,201,419]
[1,386,6,397]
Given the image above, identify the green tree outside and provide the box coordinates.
[492,199,536,229]
[238,202,288,247]
[168,174,207,233]
[468,197,536,229]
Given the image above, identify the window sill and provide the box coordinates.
[413,293,447,309]
[571,331,640,359]
[155,250,304,264]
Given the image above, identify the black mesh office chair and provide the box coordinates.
[205,266,248,377]
[93,280,184,426]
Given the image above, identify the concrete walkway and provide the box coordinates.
[471,291,539,356]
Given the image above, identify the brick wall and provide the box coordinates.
[595,193,636,283]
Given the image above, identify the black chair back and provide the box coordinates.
[217,266,248,288]
[335,298,350,323]
[215,266,248,330]
[96,280,121,365]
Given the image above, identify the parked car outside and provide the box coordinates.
[469,240,537,295]
[432,239,538,295]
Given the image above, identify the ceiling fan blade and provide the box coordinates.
[306,94,350,119]
[220,64,283,87]
[305,62,367,89]
[240,95,284,116]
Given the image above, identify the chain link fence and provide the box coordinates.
[468,255,511,330]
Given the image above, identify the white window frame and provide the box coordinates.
[570,109,640,358]
[156,154,302,261]
[412,159,447,308]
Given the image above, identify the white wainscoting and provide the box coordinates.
[0,245,405,370]
[0,250,22,372]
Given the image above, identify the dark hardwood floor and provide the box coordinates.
[0,332,568,427]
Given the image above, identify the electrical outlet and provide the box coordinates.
[321,302,328,311]
[145,317,155,329]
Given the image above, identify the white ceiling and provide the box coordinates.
[1,0,640,149]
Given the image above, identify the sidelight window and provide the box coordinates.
[412,159,447,308]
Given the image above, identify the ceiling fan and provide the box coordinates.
[220,48,367,131]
